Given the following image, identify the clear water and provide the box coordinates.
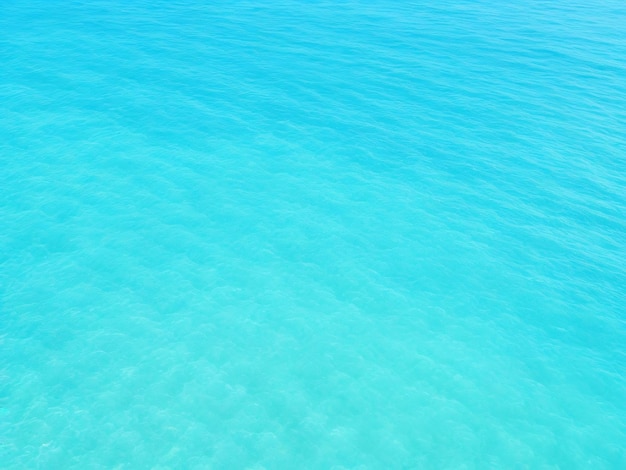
[2,0,626,468]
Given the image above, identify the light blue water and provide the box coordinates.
[1,0,626,467]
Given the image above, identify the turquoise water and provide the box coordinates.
[2,0,626,467]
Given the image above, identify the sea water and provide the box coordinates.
[1,0,625,468]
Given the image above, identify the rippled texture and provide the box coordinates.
[2,0,626,467]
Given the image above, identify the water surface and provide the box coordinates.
[1,0,626,467]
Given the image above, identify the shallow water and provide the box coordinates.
[1,0,626,468]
